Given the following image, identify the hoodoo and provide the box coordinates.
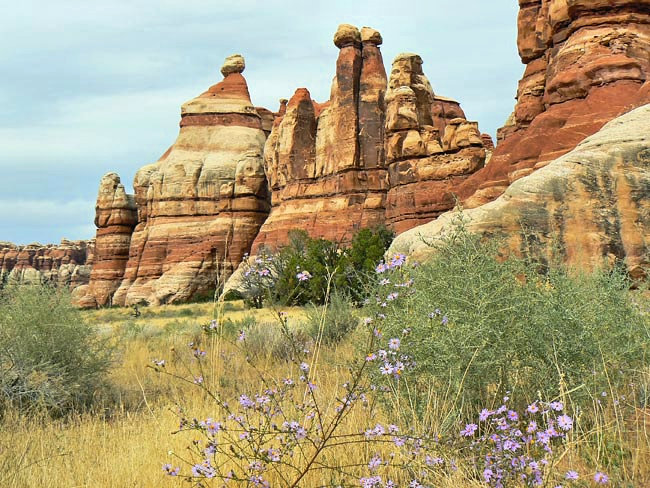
[79,55,272,306]
[384,53,486,233]
[251,25,389,251]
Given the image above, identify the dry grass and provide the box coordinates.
[1,301,649,487]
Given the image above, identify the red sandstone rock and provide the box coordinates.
[252,24,389,251]
[391,103,650,279]
[459,0,650,208]
[75,173,137,308]
[0,239,93,289]
[105,55,270,306]
[384,53,486,233]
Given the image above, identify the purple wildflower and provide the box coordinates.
[594,472,609,484]
[565,471,579,480]
[557,414,573,431]
[162,464,180,476]
[479,408,492,421]
[461,423,478,437]
[296,270,312,281]
[368,455,382,470]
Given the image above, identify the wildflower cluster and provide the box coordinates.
[240,251,278,308]
[463,397,607,487]
[375,253,407,274]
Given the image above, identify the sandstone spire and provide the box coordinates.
[96,54,272,306]
[75,173,137,308]
[251,24,388,251]
[384,53,485,233]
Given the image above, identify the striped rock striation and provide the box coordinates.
[252,25,486,250]
[0,239,94,289]
[457,0,650,208]
[73,173,137,307]
[384,53,486,233]
[251,25,390,251]
[85,55,271,306]
[390,103,650,278]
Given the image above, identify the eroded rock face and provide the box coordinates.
[390,104,650,278]
[107,55,270,306]
[75,173,137,308]
[384,53,486,233]
[0,239,94,289]
[252,24,389,250]
[458,0,650,208]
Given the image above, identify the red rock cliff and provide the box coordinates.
[252,25,389,251]
[459,0,650,207]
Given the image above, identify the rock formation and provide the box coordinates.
[0,239,94,289]
[74,173,137,308]
[390,103,650,278]
[457,0,650,208]
[384,53,486,233]
[101,55,271,306]
[251,25,389,251]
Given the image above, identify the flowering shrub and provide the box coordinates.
[367,227,649,410]
[155,312,457,486]
[239,228,393,307]
[156,305,616,487]
[240,250,277,308]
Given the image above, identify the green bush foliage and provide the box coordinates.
[0,285,112,415]
[241,227,394,307]
[368,227,650,411]
[305,291,359,345]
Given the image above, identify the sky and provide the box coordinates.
[1,0,522,245]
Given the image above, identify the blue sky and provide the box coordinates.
[1,0,521,244]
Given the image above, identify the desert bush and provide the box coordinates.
[367,226,650,411]
[242,318,310,361]
[240,227,393,307]
[305,291,358,345]
[0,285,112,415]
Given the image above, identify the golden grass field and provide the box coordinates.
[1,300,649,487]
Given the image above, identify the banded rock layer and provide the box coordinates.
[0,239,94,289]
[458,0,650,207]
[390,103,650,278]
[384,53,486,233]
[80,56,271,306]
[253,25,487,250]
[251,25,389,251]
[73,173,137,307]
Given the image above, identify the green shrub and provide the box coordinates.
[240,227,394,307]
[0,285,112,415]
[369,228,650,411]
[242,320,309,361]
[222,289,244,301]
[305,291,358,345]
